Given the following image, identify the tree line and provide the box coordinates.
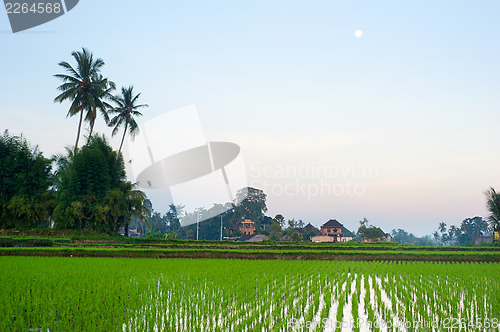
[0,48,149,234]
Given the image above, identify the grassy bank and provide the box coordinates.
[1,233,499,261]
[1,246,500,262]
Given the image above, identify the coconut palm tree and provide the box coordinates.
[485,187,500,232]
[116,181,150,236]
[69,74,115,139]
[108,86,148,157]
[432,231,440,245]
[54,48,115,151]
[450,225,462,246]
[85,74,115,138]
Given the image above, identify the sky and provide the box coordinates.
[1,0,499,236]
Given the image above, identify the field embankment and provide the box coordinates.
[1,235,499,261]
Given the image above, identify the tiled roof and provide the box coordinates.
[303,223,318,232]
[246,234,268,242]
[321,219,343,228]
[341,227,355,237]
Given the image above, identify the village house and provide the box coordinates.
[341,228,355,242]
[302,223,319,235]
[473,236,494,245]
[230,213,255,236]
[311,219,355,243]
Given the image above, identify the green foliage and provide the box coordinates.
[52,135,146,233]
[218,187,270,235]
[357,218,387,241]
[288,229,303,242]
[0,131,54,229]
[144,204,183,236]
[143,231,164,240]
[181,203,233,240]
[0,237,55,247]
[434,216,490,246]
[234,187,267,222]
[459,216,489,244]
[273,214,285,228]
[391,228,435,246]
[485,187,500,232]
[304,228,319,241]
[269,220,282,241]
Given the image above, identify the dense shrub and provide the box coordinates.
[0,131,54,229]
[52,135,147,233]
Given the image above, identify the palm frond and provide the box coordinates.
[53,74,82,85]
[54,88,80,104]
[56,61,82,79]
[484,187,500,230]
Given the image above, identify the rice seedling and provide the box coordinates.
[0,257,499,331]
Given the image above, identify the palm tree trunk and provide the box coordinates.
[89,119,94,140]
[117,121,128,160]
[139,219,144,236]
[88,110,97,140]
[75,106,84,152]
[74,94,86,152]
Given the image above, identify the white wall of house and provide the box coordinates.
[311,235,334,243]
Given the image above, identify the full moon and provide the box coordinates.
[354,29,363,38]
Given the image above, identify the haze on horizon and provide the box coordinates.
[1,0,499,236]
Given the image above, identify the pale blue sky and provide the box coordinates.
[1,1,499,235]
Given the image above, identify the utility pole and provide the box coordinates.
[220,214,223,241]
[196,210,199,241]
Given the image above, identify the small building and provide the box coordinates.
[303,223,319,235]
[119,228,141,237]
[222,236,240,241]
[246,234,268,242]
[473,236,494,245]
[320,219,344,241]
[340,227,355,242]
[231,213,255,236]
[311,235,335,243]
[312,219,355,243]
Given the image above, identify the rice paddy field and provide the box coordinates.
[1,257,499,331]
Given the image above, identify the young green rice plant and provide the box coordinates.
[1,257,499,331]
